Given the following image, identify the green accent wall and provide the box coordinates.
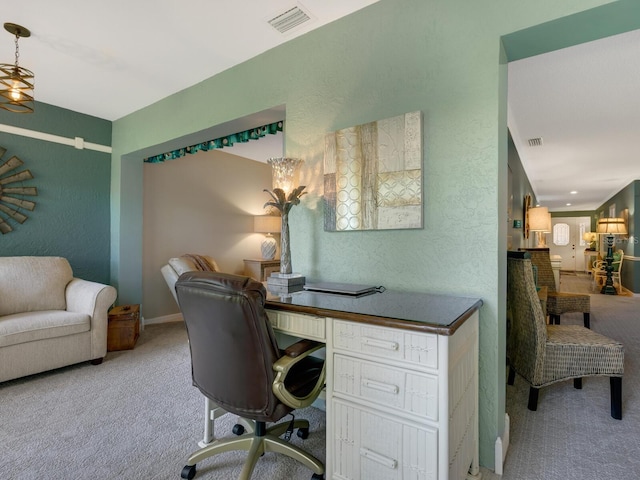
[109,0,640,469]
[0,103,112,283]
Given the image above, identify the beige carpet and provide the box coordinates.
[0,322,326,479]
[2,274,637,479]
[494,272,640,480]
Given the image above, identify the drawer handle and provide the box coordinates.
[362,378,399,394]
[359,447,398,469]
[361,337,399,351]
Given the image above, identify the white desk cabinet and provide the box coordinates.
[326,313,480,480]
[201,290,482,480]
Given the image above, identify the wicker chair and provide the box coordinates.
[521,248,591,328]
[506,253,624,419]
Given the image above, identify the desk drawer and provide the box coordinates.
[333,320,438,370]
[332,398,437,480]
[266,310,326,342]
[334,354,438,421]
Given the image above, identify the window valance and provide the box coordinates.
[144,120,283,164]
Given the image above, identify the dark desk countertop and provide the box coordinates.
[266,289,483,336]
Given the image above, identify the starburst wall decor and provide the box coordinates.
[0,145,37,234]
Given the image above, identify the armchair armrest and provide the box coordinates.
[273,339,326,409]
[66,278,118,359]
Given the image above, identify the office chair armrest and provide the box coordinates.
[273,340,326,410]
[283,339,322,358]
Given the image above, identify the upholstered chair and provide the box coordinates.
[161,254,219,304]
[521,248,591,328]
[507,253,624,419]
[175,271,325,480]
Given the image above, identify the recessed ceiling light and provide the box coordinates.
[566,203,572,206]
[570,191,578,194]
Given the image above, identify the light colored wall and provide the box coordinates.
[110,0,626,469]
[142,150,273,320]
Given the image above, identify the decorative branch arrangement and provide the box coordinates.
[263,186,306,275]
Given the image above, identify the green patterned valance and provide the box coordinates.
[144,120,283,164]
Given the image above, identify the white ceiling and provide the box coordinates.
[508,28,640,213]
[3,3,638,211]
[2,1,379,121]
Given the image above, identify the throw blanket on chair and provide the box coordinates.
[181,254,218,272]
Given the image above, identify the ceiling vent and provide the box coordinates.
[268,5,312,34]
[527,137,543,147]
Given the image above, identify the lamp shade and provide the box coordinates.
[267,157,302,195]
[254,215,281,233]
[528,206,550,232]
[596,217,627,235]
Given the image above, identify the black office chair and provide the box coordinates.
[175,271,326,480]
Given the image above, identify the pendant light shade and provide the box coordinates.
[0,23,34,113]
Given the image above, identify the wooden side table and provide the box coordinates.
[243,259,280,282]
[107,304,140,351]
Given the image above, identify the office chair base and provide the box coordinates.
[181,419,324,480]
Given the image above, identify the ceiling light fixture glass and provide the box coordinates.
[0,23,34,113]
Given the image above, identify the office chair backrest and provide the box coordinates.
[176,271,288,423]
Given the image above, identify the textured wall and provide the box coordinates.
[142,150,272,319]
[111,0,620,468]
[0,103,112,283]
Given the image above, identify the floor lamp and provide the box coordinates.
[596,217,628,295]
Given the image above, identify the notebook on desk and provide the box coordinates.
[303,282,378,296]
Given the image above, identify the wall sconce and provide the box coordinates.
[528,206,551,248]
[0,23,34,113]
[596,217,628,295]
[254,215,281,260]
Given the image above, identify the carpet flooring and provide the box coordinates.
[1,273,637,479]
[0,322,325,480]
[492,272,640,480]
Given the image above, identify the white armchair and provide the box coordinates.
[0,256,117,383]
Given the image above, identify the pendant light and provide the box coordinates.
[0,23,34,113]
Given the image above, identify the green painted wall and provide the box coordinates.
[508,132,538,251]
[110,0,636,469]
[0,103,112,283]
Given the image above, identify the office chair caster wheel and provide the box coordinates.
[232,424,245,435]
[181,464,196,479]
[297,427,309,439]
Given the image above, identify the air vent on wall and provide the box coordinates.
[527,137,543,147]
[268,5,312,34]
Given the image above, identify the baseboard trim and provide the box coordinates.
[494,413,510,475]
[144,313,183,326]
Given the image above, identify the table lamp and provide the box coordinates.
[596,217,627,295]
[582,231,597,250]
[528,206,551,247]
[253,215,281,260]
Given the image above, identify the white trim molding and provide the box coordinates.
[0,123,112,153]
[494,413,510,475]
[143,312,182,327]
